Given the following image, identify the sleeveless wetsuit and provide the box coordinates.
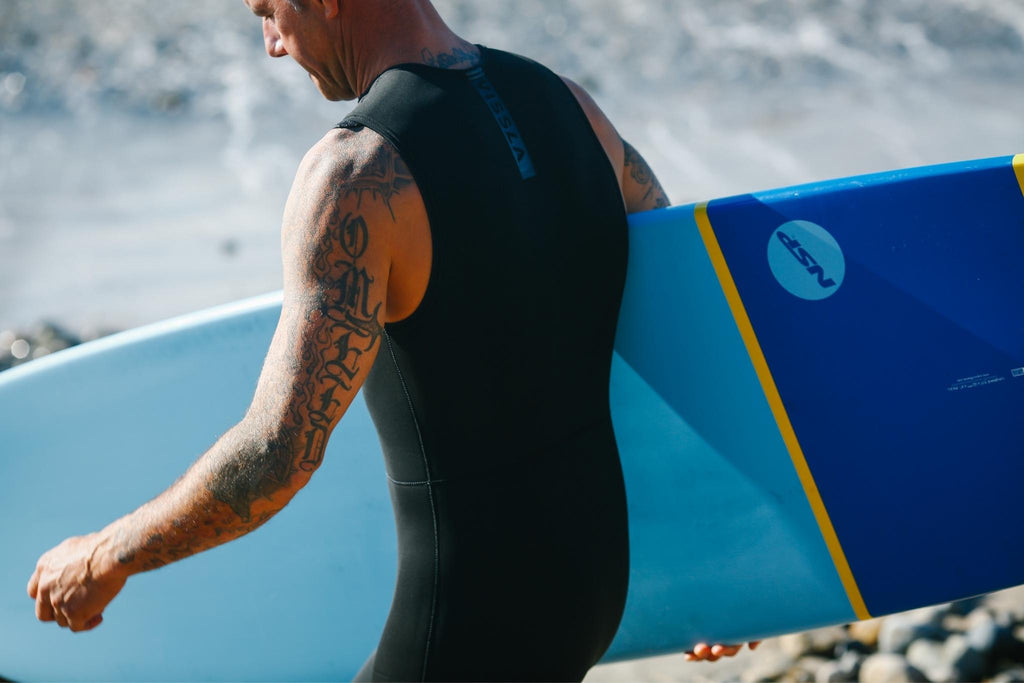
[340,47,630,682]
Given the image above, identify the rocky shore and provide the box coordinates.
[0,322,116,372]
[588,586,1024,683]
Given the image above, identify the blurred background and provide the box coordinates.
[1,2,1024,680]
[2,0,1024,338]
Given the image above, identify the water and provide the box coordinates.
[1,0,1023,330]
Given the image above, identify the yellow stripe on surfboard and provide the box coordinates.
[1013,155,1024,197]
[694,202,873,621]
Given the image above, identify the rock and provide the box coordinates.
[993,667,1024,683]
[906,639,947,682]
[859,653,925,683]
[907,634,988,683]
[966,609,1006,652]
[836,651,863,681]
[780,626,848,658]
[31,320,81,352]
[794,655,830,681]
[942,612,969,633]
[741,650,794,683]
[817,651,863,682]
[943,634,986,682]
[815,661,844,683]
[965,608,1022,660]
[877,613,945,654]
[834,638,872,657]
[948,595,985,616]
[849,619,883,649]
[985,586,1024,623]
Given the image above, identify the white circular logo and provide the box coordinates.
[767,220,845,301]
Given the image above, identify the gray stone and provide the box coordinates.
[877,614,945,654]
[965,608,1023,660]
[966,609,1001,652]
[993,667,1024,683]
[815,660,845,683]
[836,651,863,681]
[794,655,830,680]
[858,653,926,683]
[948,596,985,616]
[906,639,947,682]
[817,651,862,683]
[848,619,883,649]
[984,586,1024,623]
[741,650,794,683]
[943,633,986,682]
[780,626,849,658]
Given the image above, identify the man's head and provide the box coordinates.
[244,0,356,100]
[245,0,456,102]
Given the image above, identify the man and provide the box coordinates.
[28,0,751,678]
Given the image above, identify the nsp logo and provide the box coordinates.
[775,231,837,288]
[767,220,846,301]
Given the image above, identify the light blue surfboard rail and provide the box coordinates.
[2,156,1022,681]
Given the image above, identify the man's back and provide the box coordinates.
[339,47,630,681]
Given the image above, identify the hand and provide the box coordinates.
[685,640,761,662]
[27,532,127,632]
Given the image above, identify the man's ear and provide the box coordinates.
[320,0,340,20]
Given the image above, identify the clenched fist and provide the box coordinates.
[27,532,127,632]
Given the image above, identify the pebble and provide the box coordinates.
[905,639,947,682]
[780,626,848,658]
[993,667,1024,683]
[943,633,986,682]
[848,619,882,649]
[791,655,829,682]
[740,650,793,683]
[859,653,926,683]
[0,322,91,372]
[877,613,946,654]
[814,651,861,682]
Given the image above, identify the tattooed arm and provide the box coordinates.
[620,139,670,212]
[559,76,671,213]
[27,128,422,632]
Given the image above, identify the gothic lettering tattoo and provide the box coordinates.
[115,139,410,572]
[623,140,670,209]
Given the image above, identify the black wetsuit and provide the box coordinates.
[340,47,630,682]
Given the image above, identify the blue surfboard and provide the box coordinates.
[2,155,1022,681]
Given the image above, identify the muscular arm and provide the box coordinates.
[559,76,671,213]
[28,128,416,630]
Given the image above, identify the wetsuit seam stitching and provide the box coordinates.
[384,331,439,680]
[387,475,449,487]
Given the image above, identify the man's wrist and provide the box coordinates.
[91,524,136,581]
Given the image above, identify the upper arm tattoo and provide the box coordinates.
[206,141,411,520]
[623,140,670,209]
[113,139,416,572]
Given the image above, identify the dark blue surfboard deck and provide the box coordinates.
[695,155,1024,618]
[1,155,1022,681]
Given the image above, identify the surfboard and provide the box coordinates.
[2,155,1022,681]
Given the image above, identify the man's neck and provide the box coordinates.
[342,0,478,97]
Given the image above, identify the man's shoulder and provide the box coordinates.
[297,127,406,188]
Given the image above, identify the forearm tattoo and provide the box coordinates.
[623,140,670,209]
[115,140,411,572]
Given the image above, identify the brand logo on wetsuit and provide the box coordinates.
[766,220,845,300]
[466,67,537,180]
